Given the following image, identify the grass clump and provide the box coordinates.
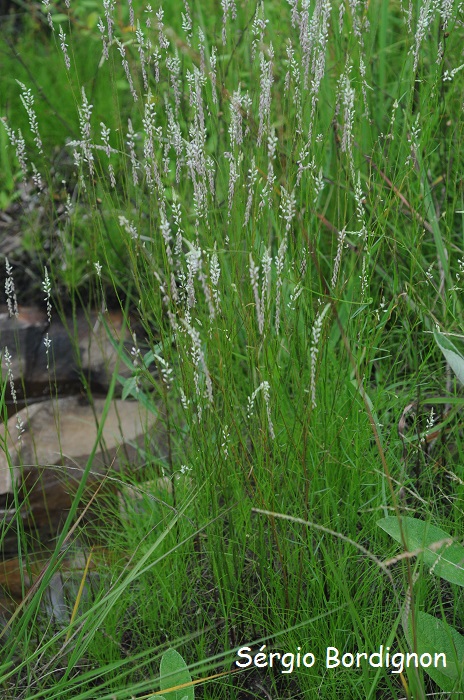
[1,0,464,697]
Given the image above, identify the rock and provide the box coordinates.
[0,306,135,403]
[0,543,100,622]
[0,396,166,550]
[3,395,159,471]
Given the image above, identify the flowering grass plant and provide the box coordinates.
[1,0,464,697]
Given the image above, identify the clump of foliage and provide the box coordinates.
[1,0,464,697]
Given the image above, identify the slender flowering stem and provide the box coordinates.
[309,303,330,409]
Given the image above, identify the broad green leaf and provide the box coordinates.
[434,329,464,386]
[119,375,137,401]
[159,649,193,700]
[377,517,464,587]
[405,612,464,692]
[86,11,99,29]
[143,350,155,368]
[50,13,68,22]
[143,344,162,368]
